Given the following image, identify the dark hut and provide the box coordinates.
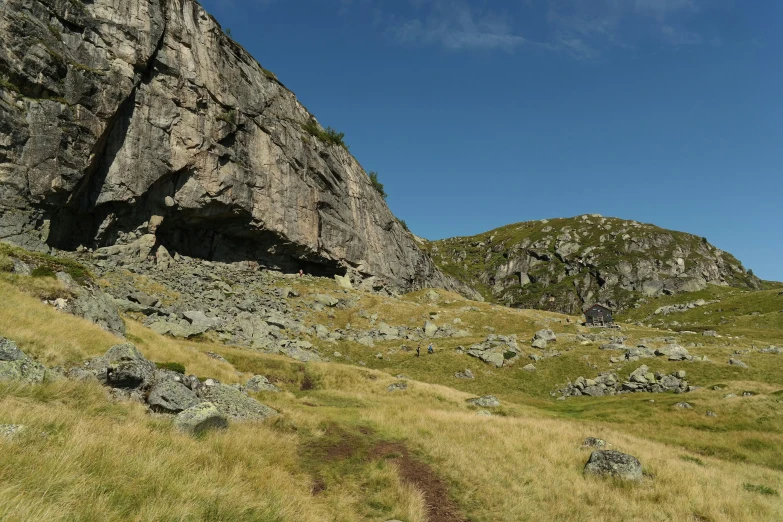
[584,304,614,326]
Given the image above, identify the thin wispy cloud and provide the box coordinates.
[384,0,717,58]
[244,0,721,59]
[387,1,533,52]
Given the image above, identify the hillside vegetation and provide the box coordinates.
[1,245,782,522]
[426,215,760,314]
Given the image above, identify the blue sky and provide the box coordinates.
[201,0,782,281]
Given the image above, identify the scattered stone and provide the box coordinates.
[467,395,500,408]
[174,402,228,435]
[523,363,536,372]
[454,369,475,379]
[655,344,693,361]
[206,352,229,364]
[245,375,281,393]
[584,450,643,481]
[0,424,25,439]
[313,294,339,307]
[533,329,556,342]
[531,338,548,349]
[387,382,408,392]
[583,437,606,448]
[760,346,782,354]
[706,411,717,417]
[703,330,718,337]
[674,402,692,409]
[728,358,748,368]
[476,410,492,416]
[723,393,737,399]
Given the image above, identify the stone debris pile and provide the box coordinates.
[558,365,694,398]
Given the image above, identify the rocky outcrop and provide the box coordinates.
[429,215,760,313]
[0,0,476,298]
[558,366,693,398]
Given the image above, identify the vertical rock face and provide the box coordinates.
[0,0,477,296]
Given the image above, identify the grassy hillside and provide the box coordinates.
[1,254,782,521]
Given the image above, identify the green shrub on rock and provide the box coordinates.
[31,266,56,278]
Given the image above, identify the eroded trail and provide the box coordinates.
[371,442,467,522]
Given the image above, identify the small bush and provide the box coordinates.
[261,67,276,80]
[31,266,56,278]
[743,483,779,496]
[680,455,705,466]
[301,121,346,148]
[398,219,409,232]
[0,255,13,272]
[217,110,237,125]
[503,351,517,360]
[156,362,186,374]
[369,171,387,200]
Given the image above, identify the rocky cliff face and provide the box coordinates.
[0,0,476,297]
[428,215,760,314]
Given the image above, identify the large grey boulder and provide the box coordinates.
[466,335,519,368]
[655,344,692,361]
[0,338,47,383]
[467,395,501,408]
[534,329,557,342]
[0,338,28,362]
[531,338,548,349]
[245,375,281,393]
[313,294,339,308]
[423,321,439,338]
[104,344,156,389]
[728,358,748,368]
[55,273,125,337]
[182,311,221,334]
[174,402,228,435]
[584,450,643,481]
[148,376,200,413]
[196,382,279,421]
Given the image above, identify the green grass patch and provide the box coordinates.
[743,483,779,496]
[155,362,186,374]
[680,455,706,466]
[0,243,91,285]
[31,266,56,278]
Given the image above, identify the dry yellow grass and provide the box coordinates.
[1,273,783,521]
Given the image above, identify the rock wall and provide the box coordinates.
[0,0,477,297]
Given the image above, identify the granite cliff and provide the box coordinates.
[0,0,477,296]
